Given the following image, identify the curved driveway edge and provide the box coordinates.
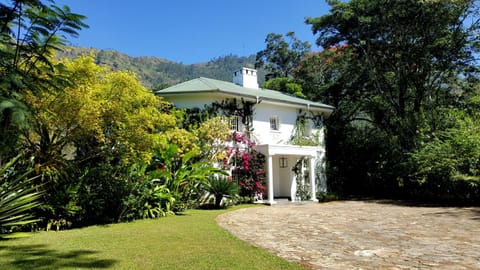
[216,201,480,269]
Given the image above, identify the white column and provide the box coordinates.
[290,171,297,202]
[267,155,276,205]
[310,156,318,202]
[300,159,305,186]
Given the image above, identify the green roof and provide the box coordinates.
[156,77,334,112]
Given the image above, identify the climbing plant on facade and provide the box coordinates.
[289,110,324,146]
[226,132,266,200]
[182,97,267,200]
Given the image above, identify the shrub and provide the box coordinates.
[119,179,175,221]
[148,144,224,212]
[203,175,238,209]
[316,191,338,202]
[228,132,266,199]
[408,112,480,202]
[0,154,43,238]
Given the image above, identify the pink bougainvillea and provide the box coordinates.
[227,131,266,197]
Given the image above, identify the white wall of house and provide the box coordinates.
[252,103,299,145]
[162,91,326,150]
[163,94,322,148]
[162,94,222,109]
[272,155,297,197]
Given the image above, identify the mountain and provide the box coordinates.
[59,47,265,90]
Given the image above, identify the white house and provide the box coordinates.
[156,67,334,204]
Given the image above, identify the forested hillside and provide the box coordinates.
[59,47,265,90]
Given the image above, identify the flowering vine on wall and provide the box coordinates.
[224,131,266,199]
[184,97,267,200]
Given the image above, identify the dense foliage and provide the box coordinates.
[0,1,245,235]
[301,0,480,202]
[0,0,88,234]
[254,0,479,203]
[227,132,266,199]
[26,55,188,227]
[255,32,311,79]
[0,0,87,161]
[407,104,480,201]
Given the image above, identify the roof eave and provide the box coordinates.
[158,89,335,115]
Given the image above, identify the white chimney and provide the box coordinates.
[233,67,259,89]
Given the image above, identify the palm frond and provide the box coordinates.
[0,156,43,239]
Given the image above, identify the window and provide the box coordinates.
[270,116,280,131]
[304,118,312,137]
[279,157,288,168]
[230,116,242,132]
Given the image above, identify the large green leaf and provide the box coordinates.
[0,156,43,238]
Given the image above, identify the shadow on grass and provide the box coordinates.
[0,244,117,269]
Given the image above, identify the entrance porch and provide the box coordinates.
[255,144,324,205]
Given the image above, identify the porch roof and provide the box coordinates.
[254,144,321,157]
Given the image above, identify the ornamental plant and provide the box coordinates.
[0,154,43,238]
[148,142,225,212]
[204,175,238,209]
[226,132,266,199]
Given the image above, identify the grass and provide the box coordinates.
[0,205,305,270]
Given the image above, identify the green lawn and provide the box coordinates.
[0,205,304,270]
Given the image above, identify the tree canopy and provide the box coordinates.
[300,0,479,198]
[307,0,479,150]
[0,0,87,160]
[24,56,178,168]
[255,32,311,79]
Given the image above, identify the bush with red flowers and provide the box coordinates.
[227,132,266,198]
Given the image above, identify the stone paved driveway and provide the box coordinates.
[216,201,480,269]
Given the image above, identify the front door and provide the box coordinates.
[274,156,292,199]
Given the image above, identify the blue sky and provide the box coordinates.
[55,1,331,64]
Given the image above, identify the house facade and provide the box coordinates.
[156,67,334,204]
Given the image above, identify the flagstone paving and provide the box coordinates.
[216,200,480,269]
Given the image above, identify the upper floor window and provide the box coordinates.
[230,115,242,132]
[270,115,280,131]
[304,118,312,137]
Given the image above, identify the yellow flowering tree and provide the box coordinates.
[22,56,179,226]
[194,116,230,162]
[25,55,177,169]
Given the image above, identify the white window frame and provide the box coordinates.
[230,115,243,132]
[270,115,280,131]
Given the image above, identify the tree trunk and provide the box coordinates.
[214,194,223,209]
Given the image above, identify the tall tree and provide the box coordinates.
[22,56,180,226]
[304,0,479,196]
[307,0,479,151]
[255,32,311,79]
[24,56,178,171]
[0,0,87,161]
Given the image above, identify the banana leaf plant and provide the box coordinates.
[149,144,226,212]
